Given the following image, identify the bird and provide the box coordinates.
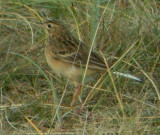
[39,19,141,106]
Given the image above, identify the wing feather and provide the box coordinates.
[49,34,107,70]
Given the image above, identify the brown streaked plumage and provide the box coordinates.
[39,19,141,106]
[40,19,142,106]
[42,19,108,106]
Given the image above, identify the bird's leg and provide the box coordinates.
[70,85,82,106]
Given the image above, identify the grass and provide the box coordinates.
[0,0,160,134]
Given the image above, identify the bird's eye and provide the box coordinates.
[48,24,51,28]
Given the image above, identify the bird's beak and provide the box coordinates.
[36,22,44,26]
[36,22,47,29]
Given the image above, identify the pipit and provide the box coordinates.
[39,19,141,106]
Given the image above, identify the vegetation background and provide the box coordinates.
[0,0,160,134]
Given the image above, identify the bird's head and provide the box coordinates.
[40,19,68,38]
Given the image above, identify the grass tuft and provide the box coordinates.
[0,0,160,134]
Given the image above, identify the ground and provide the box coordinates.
[0,0,160,134]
